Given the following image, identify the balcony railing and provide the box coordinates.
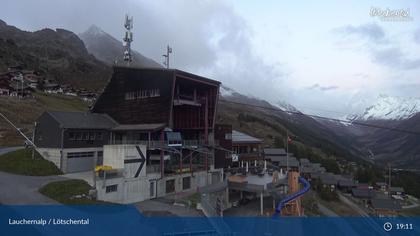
[110,139,218,148]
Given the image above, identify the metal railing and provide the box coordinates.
[110,139,218,148]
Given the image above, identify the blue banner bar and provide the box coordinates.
[0,205,419,236]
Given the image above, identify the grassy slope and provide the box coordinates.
[0,91,88,146]
[0,149,62,176]
[39,179,108,204]
[401,207,420,217]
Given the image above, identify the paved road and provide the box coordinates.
[0,171,64,204]
[0,146,63,204]
[0,146,23,156]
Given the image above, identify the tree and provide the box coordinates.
[273,136,284,148]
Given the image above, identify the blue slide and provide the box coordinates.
[272,176,311,217]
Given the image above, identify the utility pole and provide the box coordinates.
[388,163,391,196]
[162,45,172,69]
[32,122,37,159]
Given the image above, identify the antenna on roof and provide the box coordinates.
[162,45,172,69]
[123,14,133,66]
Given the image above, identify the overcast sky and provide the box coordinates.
[1,0,420,118]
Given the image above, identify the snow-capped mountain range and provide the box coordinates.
[347,94,420,121]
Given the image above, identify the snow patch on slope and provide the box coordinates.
[220,85,235,97]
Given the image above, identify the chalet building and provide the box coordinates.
[351,188,376,205]
[277,157,300,171]
[34,111,116,173]
[9,80,32,97]
[231,130,262,164]
[371,198,402,217]
[263,148,299,170]
[0,79,10,96]
[263,148,287,161]
[22,70,42,89]
[299,158,310,166]
[319,173,338,191]
[389,187,405,196]
[214,124,232,169]
[337,178,357,193]
[300,161,326,180]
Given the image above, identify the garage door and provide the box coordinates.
[66,151,95,173]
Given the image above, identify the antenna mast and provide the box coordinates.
[162,45,172,69]
[123,14,133,65]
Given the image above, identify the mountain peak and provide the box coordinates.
[83,25,106,36]
[349,94,420,121]
[79,25,162,68]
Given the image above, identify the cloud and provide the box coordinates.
[414,29,420,44]
[333,23,420,70]
[307,83,339,91]
[333,23,386,43]
[353,73,369,79]
[372,47,420,70]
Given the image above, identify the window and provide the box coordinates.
[83,132,89,140]
[96,132,103,140]
[166,179,175,193]
[125,89,160,100]
[67,152,95,159]
[89,132,95,140]
[76,132,83,140]
[182,177,191,190]
[225,133,232,140]
[106,184,118,193]
[69,132,75,140]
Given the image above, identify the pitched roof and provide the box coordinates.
[47,111,117,129]
[389,187,405,193]
[300,158,310,164]
[113,66,221,86]
[371,198,402,211]
[338,179,357,187]
[320,173,337,185]
[351,188,375,198]
[264,148,286,156]
[276,158,299,167]
[232,130,262,144]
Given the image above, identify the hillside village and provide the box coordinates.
[0,66,97,101]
